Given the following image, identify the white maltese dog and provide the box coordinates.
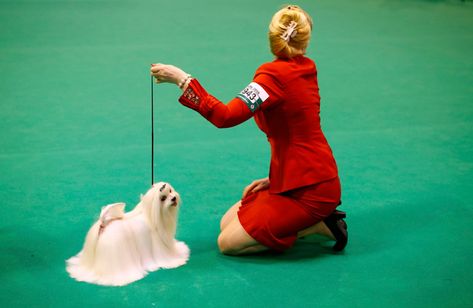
[66,182,190,286]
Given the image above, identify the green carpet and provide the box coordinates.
[1,0,472,307]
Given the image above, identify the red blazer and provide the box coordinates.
[179,55,338,194]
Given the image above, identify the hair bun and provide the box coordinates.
[268,5,313,58]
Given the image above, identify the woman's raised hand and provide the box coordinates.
[242,177,270,199]
[150,63,188,85]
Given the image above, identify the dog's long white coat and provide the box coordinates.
[66,183,190,286]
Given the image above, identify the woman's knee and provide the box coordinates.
[217,233,235,255]
[218,215,258,255]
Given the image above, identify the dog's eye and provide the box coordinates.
[160,196,167,201]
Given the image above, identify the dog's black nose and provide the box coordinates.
[171,196,177,202]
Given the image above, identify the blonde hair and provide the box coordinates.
[269,5,313,59]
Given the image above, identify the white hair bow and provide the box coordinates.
[280,21,298,42]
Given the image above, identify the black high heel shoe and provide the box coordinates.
[323,210,348,252]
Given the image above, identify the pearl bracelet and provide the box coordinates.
[178,74,192,89]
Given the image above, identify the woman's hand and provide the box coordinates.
[150,63,188,86]
[242,177,270,199]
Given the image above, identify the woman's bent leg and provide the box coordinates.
[297,221,335,239]
[220,201,242,232]
[217,216,267,255]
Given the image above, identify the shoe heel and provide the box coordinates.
[332,210,346,219]
[324,213,348,252]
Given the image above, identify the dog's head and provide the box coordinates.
[141,182,181,232]
[152,182,181,209]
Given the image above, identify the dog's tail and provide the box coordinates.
[66,203,126,280]
[99,203,126,225]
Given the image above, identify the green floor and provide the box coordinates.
[1,0,473,307]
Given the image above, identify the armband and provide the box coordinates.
[236,82,269,112]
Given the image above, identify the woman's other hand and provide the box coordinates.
[242,177,270,199]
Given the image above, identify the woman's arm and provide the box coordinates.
[150,63,258,128]
[179,79,253,128]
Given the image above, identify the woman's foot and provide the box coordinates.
[323,210,348,252]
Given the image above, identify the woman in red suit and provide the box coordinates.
[151,5,347,255]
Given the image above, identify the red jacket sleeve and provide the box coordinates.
[178,72,283,128]
[253,63,284,110]
[178,79,252,128]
